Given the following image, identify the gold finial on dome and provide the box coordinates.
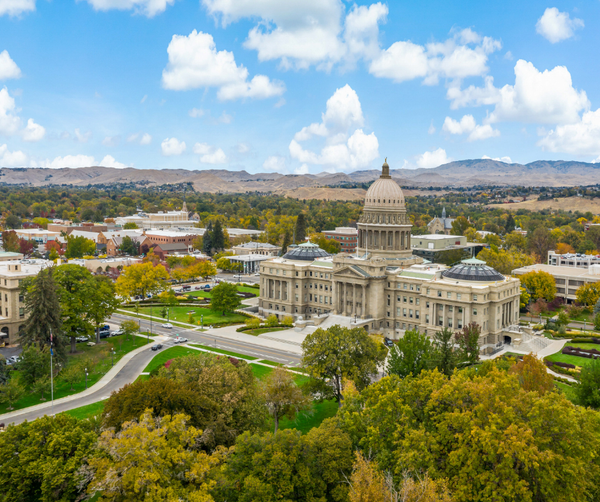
[381,158,391,179]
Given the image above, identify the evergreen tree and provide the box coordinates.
[203,221,213,255]
[281,231,291,254]
[295,213,307,243]
[212,220,225,251]
[505,213,515,233]
[21,268,65,359]
[430,327,457,377]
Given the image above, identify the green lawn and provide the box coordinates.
[185,285,258,299]
[122,305,247,326]
[189,344,258,360]
[255,359,283,366]
[566,342,600,351]
[279,400,339,434]
[63,400,107,420]
[245,327,288,336]
[249,364,274,380]
[555,381,578,403]
[545,352,590,367]
[0,334,149,415]
[144,346,201,373]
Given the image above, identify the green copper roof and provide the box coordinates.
[461,257,486,265]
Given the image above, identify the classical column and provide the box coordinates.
[363,285,368,318]
[341,283,346,316]
[352,285,356,316]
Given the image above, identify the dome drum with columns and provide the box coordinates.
[357,159,414,260]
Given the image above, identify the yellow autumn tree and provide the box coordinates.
[116,261,169,300]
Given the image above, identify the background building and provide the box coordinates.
[410,234,486,265]
[323,227,358,253]
[427,208,455,235]
[232,241,281,256]
[547,251,600,268]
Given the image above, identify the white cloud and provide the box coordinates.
[162,30,285,101]
[448,60,589,125]
[294,164,309,175]
[443,114,500,141]
[482,155,512,163]
[262,155,286,172]
[0,87,21,136]
[82,0,174,17]
[237,143,250,154]
[161,137,186,156]
[35,154,96,168]
[536,7,583,44]
[343,3,388,63]
[538,108,600,156]
[74,128,92,143]
[0,51,21,80]
[22,118,45,142]
[218,111,232,124]
[370,29,501,85]
[428,122,436,134]
[189,108,205,118]
[102,135,121,147]
[0,0,35,17]
[193,142,227,164]
[0,144,27,166]
[416,148,451,169]
[289,84,378,172]
[139,133,152,145]
[99,154,127,168]
[140,94,147,103]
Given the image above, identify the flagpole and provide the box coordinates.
[50,330,54,416]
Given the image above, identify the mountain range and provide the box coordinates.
[1,159,599,193]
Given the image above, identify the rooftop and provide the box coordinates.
[282,241,331,261]
[235,241,280,249]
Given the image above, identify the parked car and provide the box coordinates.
[254,272,260,276]
[76,336,89,343]
[202,284,211,290]
[99,326,111,339]
[161,323,173,329]
[151,343,163,351]
[181,285,191,292]
[110,328,124,336]
[173,336,188,344]
[7,355,20,365]
[233,274,243,280]
[383,337,394,348]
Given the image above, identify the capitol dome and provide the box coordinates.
[364,159,405,209]
[442,258,505,282]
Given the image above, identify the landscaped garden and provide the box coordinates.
[0,334,149,415]
[184,285,258,299]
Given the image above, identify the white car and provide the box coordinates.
[161,323,173,329]
[173,336,188,344]
[110,328,124,336]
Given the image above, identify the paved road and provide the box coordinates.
[113,313,301,366]
[1,313,301,426]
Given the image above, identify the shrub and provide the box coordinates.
[265,314,279,327]
[281,315,294,327]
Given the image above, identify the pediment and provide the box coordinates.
[334,265,370,279]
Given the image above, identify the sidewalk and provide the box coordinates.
[202,325,303,355]
[0,334,169,422]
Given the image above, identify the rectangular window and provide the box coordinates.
[448,306,453,312]
[403,308,407,316]
[416,298,420,305]
[409,309,413,318]
[447,292,451,299]
[310,294,313,301]
[19,307,24,318]
[473,294,478,301]
[425,314,430,323]
[457,320,463,329]
[403,283,408,290]
[473,308,477,316]
[319,295,323,303]
[438,316,443,326]
[426,301,429,308]
[448,318,453,328]
[295,294,298,301]
[457,293,462,300]
[415,310,420,319]
[403,296,407,303]
[437,291,442,297]
[397,282,401,289]
[402,323,406,329]
[409,297,414,304]
[397,307,401,316]
[19,295,23,303]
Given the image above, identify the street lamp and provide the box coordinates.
[201,314,204,330]
[111,348,114,367]
[85,367,88,390]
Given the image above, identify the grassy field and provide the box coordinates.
[545,352,592,367]
[245,327,288,336]
[122,305,247,326]
[143,346,201,373]
[566,342,600,350]
[185,285,258,299]
[555,381,578,403]
[0,334,149,415]
[189,343,258,360]
[63,400,107,420]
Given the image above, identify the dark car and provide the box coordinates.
[99,325,111,339]
[181,285,191,292]
[383,337,394,348]
[151,344,163,351]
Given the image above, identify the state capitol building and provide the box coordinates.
[258,161,521,354]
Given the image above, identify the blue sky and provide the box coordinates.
[1,0,599,174]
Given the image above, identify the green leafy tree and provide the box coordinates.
[450,216,473,236]
[508,354,554,395]
[216,257,232,270]
[89,411,218,502]
[122,222,138,229]
[505,231,528,252]
[0,414,98,502]
[0,355,8,385]
[310,232,341,254]
[0,378,25,410]
[594,312,600,331]
[211,282,241,315]
[528,226,556,262]
[265,314,279,327]
[281,231,291,254]
[54,264,95,353]
[520,270,556,301]
[61,363,84,391]
[454,322,481,365]
[575,282,600,308]
[520,287,531,310]
[557,311,569,327]
[295,213,307,243]
[89,275,120,343]
[65,235,96,259]
[281,315,294,327]
[302,325,388,406]
[576,359,600,409]
[430,327,457,377]
[386,329,432,378]
[119,235,140,256]
[504,213,515,233]
[476,247,534,275]
[121,320,139,340]
[261,367,311,433]
[1,230,20,252]
[216,419,353,502]
[32,376,51,401]
[245,317,261,330]
[18,344,51,388]
[339,365,600,502]
[4,214,22,229]
[20,268,64,358]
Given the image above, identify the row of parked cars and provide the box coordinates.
[75,326,125,343]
